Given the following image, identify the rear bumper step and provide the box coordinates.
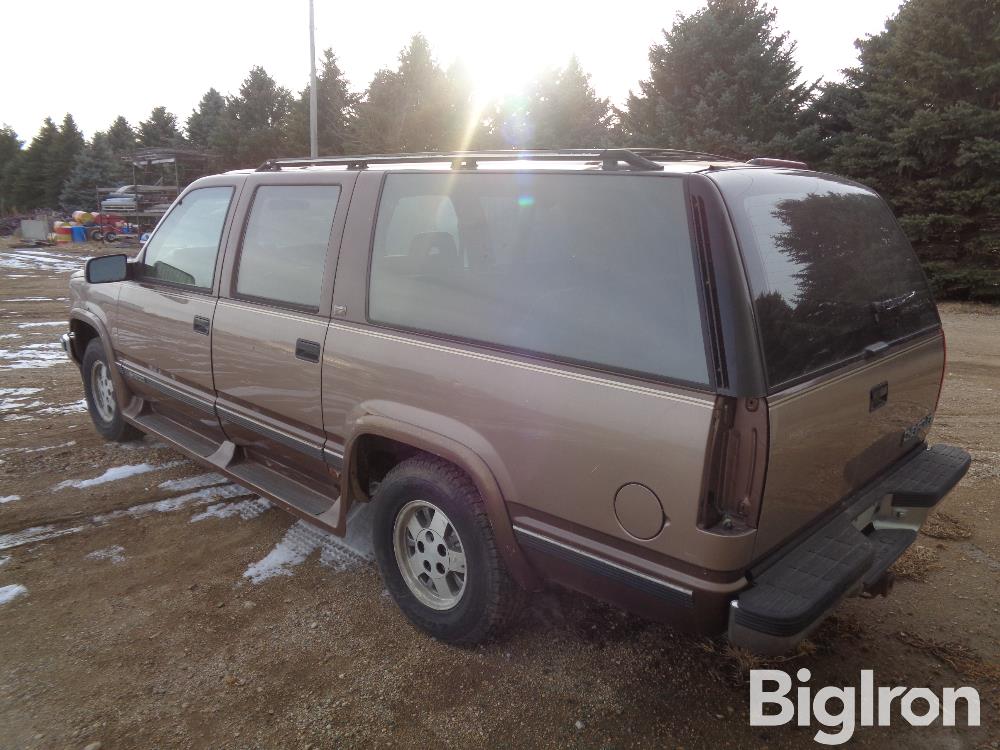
[729,443,970,654]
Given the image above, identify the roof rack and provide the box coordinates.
[255,148,734,173]
[746,157,809,169]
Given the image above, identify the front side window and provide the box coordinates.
[368,173,709,385]
[236,185,341,310]
[140,186,234,288]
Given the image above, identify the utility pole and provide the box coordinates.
[309,0,319,158]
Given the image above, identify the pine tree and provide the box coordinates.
[226,66,292,166]
[622,0,814,158]
[9,118,58,209]
[0,125,23,213]
[824,0,1000,300]
[43,114,85,207]
[186,88,227,151]
[439,61,488,151]
[106,116,137,157]
[59,133,123,211]
[138,106,183,148]
[493,57,612,149]
[286,50,358,156]
[352,68,406,153]
[351,35,452,153]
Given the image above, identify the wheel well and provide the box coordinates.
[349,434,424,502]
[69,318,99,362]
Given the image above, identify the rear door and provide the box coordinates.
[212,173,355,488]
[711,170,944,556]
[115,179,240,442]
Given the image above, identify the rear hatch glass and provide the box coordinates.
[711,170,939,390]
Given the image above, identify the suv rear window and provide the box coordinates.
[368,172,709,386]
[713,171,939,388]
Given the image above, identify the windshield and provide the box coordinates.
[713,170,939,389]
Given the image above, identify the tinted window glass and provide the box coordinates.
[141,186,233,288]
[369,173,708,384]
[236,185,341,309]
[713,171,938,388]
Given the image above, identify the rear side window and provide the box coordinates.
[141,186,234,288]
[236,185,341,310]
[714,171,939,389]
[369,173,709,385]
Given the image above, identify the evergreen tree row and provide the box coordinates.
[1,0,996,299]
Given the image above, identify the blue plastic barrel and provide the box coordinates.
[70,225,88,243]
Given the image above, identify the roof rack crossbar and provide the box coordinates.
[254,147,723,173]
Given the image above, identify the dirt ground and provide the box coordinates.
[0,240,997,750]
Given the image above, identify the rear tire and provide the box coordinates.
[372,455,525,645]
[81,339,142,443]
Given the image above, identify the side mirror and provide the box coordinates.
[85,254,130,284]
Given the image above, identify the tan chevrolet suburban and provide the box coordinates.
[62,149,970,653]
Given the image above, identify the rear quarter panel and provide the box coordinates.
[322,322,729,568]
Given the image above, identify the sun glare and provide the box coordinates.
[458,43,548,106]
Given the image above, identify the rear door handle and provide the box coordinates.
[193,316,210,335]
[295,338,321,363]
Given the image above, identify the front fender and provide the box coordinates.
[69,307,134,412]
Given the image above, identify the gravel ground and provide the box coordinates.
[0,241,997,749]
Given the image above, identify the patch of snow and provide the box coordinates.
[0,334,20,340]
[16,321,66,329]
[113,439,166,451]
[0,387,42,398]
[0,249,88,275]
[4,398,86,422]
[54,461,182,490]
[0,555,9,567]
[0,524,83,552]
[158,472,228,492]
[190,497,271,522]
[0,341,66,370]
[86,545,126,564]
[36,399,87,416]
[243,522,315,583]
[243,504,373,584]
[0,495,20,504]
[92,482,253,524]
[3,297,55,302]
[0,387,44,415]
[0,440,75,456]
[0,584,28,605]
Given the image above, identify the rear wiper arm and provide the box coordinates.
[871,291,917,323]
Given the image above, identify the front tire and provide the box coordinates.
[81,339,142,443]
[372,456,525,645]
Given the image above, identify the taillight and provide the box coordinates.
[698,396,769,532]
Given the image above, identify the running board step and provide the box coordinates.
[129,412,219,458]
[126,411,346,535]
[228,461,336,517]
